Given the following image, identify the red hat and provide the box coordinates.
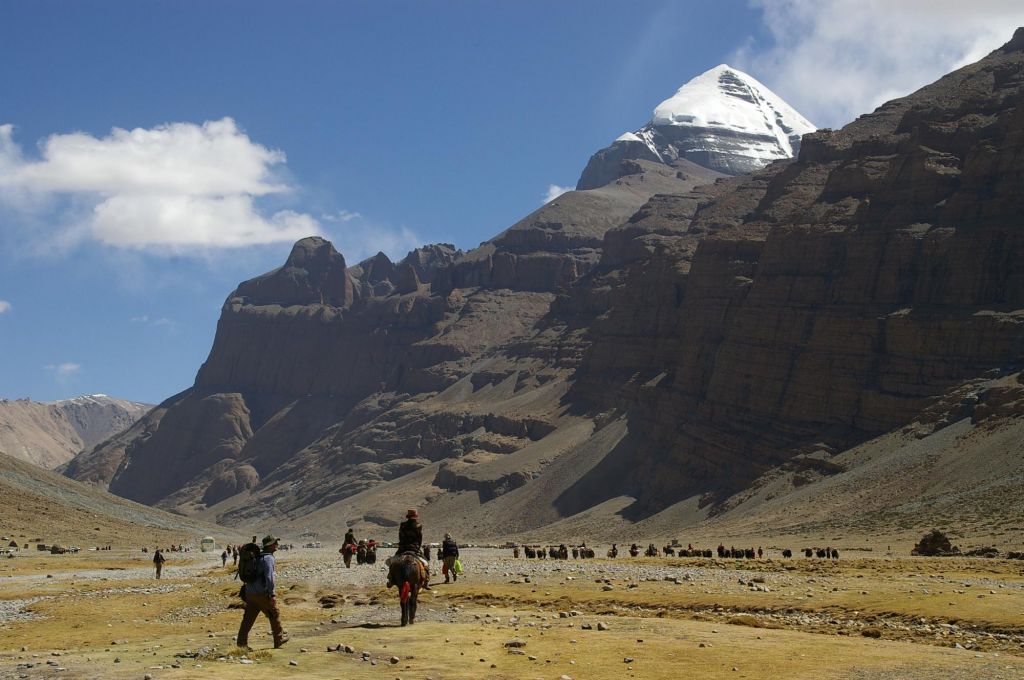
[406,508,418,518]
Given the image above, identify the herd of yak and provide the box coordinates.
[511,544,840,560]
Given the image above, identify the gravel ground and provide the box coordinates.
[0,597,47,624]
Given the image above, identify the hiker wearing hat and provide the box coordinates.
[236,535,288,650]
[388,509,431,589]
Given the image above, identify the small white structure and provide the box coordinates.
[200,536,216,552]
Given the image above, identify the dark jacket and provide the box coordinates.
[398,519,422,553]
[344,530,355,545]
[441,537,459,558]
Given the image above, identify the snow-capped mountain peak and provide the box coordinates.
[651,64,815,156]
[577,64,816,190]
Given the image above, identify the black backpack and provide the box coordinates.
[237,543,262,583]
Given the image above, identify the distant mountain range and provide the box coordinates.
[65,34,1024,548]
[0,395,150,468]
[0,448,224,547]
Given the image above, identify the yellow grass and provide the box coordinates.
[2,553,1023,679]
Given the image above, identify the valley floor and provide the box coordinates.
[1,548,1023,679]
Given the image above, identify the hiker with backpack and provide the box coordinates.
[441,533,460,583]
[236,535,287,650]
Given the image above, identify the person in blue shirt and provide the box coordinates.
[236,535,288,649]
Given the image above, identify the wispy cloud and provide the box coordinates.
[735,1,1024,128]
[131,315,175,329]
[543,184,572,204]
[45,362,81,376]
[44,361,82,393]
[0,299,10,314]
[0,118,320,253]
[336,223,422,263]
[321,209,362,223]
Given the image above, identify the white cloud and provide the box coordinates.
[321,209,362,223]
[736,1,1024,128]
[0,300,10,313]
[543,184,572,204]
[45,362,81,376]
[0,118,321,252]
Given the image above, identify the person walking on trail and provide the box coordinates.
[232,546,238,566]
[221,549,228,567]
[153,549,166,579]
[236,535,288,650]
[441,533,460,583]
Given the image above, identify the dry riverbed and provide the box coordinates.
[2,548,1023,679]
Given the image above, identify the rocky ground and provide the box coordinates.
[2,547,1023,679]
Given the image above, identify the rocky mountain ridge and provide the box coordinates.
[67,32,1024,545]
[0,395,150,469]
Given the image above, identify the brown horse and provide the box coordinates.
[388,554,424,626]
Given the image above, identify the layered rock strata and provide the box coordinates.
[67,32,1024,541]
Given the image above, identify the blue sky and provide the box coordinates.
[1,1,1020,404]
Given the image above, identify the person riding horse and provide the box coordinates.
[387,509,430,590]
[340,529,357,568]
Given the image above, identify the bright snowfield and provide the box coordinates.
[629,64,816,165]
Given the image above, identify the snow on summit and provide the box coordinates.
[651,64,815,157]
[577,64,816,189]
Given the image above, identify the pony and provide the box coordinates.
[388,554,424,626]
[340,542,356,568]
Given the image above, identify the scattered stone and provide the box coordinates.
[597,622,609,631]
